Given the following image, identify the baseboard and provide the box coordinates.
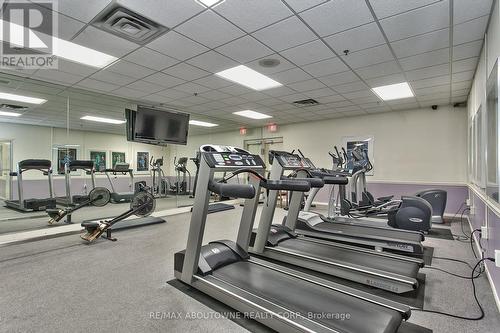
[466,215,500,314]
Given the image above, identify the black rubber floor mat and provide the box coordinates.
[426,227,454,240]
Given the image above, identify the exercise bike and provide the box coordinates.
[80,188,156,243]
[47,187,111,225]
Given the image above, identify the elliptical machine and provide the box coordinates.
[171,157,191,195]
[150,156,168,198]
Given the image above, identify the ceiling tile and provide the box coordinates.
[175,11,245,48]
[218,84,255,96]
[316,95,348,103]
[221,96,249,105]
[302,57,348,77]
[173,82,212,94]
[410,75,450,88]
[453,0,492,25]
[414,84,450,95]
[214,0,293,33]
[155,89,190,100]
[56,59,99,77]
[193,75,234,89]
[283,0,330,13]
[391,28,449,58]
[116,0,204,28]
[269,67,312,84]
[279,39,335,66]
[452,71,474,82]
[380,0,449,41]
[146,31,209,61]
[399,47,450,70]
[318,70,359,86]
[75,79,121,93]
[287,79,326,92]
[324,23,386,54]
[126,80,166,93]
[300,0,373,37]
[452,57,479,73]
[32,69,84,85]
[216,35,273,63]
[365,73,407,87]
[124,48,179,71]
[240,91,270,102]
[264,86,297,97]
[198,90,232,100]
[162,62,210,81]
[342,44,394,69]
[332,80,369,93]
[71,26,138,57]
[279,93,309,102]
[90,70,137,86]
[106,60,155,79]
[29,4,85,40]
[342,89,376,99]
[142,72,186,89]
[452,40,483,61]
[187,51,238,73]
[252,16,317,52]
[405,63,450,80]
[453,15,488,45]
[39,0,113,23]
[111,86,147,98]
[257,97,285,106]
[246,54,295,74]
[355,60,401,79]
[303,87,337,98]
[369,0,441,19]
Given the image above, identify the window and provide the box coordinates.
[486,59,499,202]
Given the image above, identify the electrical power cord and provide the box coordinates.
[415,257,495,320]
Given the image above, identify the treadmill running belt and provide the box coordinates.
[278,239,419,278]
[213,261,403,333]
[312,218,423,242]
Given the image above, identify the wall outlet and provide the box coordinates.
[496,250,500,268]
[481,226,489,239]
[466,199,471,207]
[470,206,475,215]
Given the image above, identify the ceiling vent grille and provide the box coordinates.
[293,98,319,106]
[0,103,28,111]
[91,4,169,45]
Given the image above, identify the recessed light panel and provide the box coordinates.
[216,65,282,91]
[0,110,22,117]
[372,82,414,101]
[233,110,272,119]
[189,120,218,127]
[0,92,46,104]
[81,116,126,124]
[195,0,226,8]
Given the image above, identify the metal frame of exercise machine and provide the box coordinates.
[56,160,96,207]
[5,159,56,212]
[104,162,135,203]
[175,144,411,333]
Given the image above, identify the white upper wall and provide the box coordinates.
[173,106,467,184]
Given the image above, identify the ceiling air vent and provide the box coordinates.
[91,4,169,45]
[293,98,319,106]
[0,104,28,111]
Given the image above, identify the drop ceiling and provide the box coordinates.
[0,0,493,135]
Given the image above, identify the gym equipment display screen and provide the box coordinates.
[126,106,190,145]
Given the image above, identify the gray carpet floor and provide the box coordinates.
[0,206,499,333]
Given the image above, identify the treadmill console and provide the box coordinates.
[271,151,314,170]
[204,152,265,169]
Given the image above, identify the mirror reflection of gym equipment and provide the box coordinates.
[170,156,191,196]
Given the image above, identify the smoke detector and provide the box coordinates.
[293,98,319,106]
[92,4,169,45]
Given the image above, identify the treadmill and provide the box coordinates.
[296,152,425,254]
[105,162,134,203]
[249,150,424,294]
[174,144,411,333]
[56,160,96,207]
[5,159,56,211]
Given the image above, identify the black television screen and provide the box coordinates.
[126,106,189,145]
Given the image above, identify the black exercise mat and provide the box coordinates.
[399,321,433,333]
[426,227,454,240]
[191,203,235,214]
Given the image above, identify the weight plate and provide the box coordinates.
[89,187,111,207]
[130,192,156,217]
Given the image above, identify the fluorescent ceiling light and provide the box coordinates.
[195,0,225,7]
[372,82,414,101]
[233,110,272,119]
[189,120,218,127]
[0,110,22,117]
[216,65,282,91]
[81,116,126,124]
[0,92,46,104]
[0,19,118,68]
